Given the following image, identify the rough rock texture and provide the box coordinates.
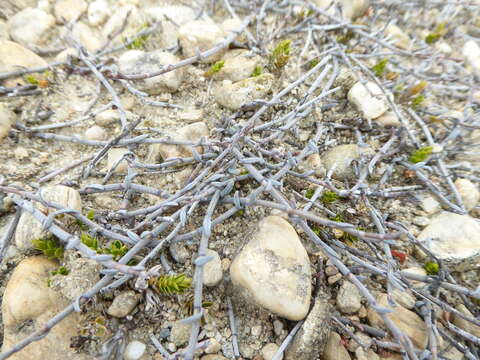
[453,304,480,338]
[1,257,91,360]
[107,147,130,173]
[7,8,55,46]
[454,178,479,211]
[418,211,480,270]
[385,24,410,49]
[322,332,351,360]
[54,0,87,23]
[84,125,107,141]
[213,74,274,110]
[230,216,311,321]
[170,321,191,346]
[107,290,140,318]
[0,40,48,83]
[322,144,373,180]
[348,81,390,119]
[178,20,226,63]
[123,341,146,360]
[212,49,262,82]
[203,249,223,287]
[87,0,109,26]
[71,22,102,53]
[261,343,281,360]
[463,40,480,72]
[101,5,144,44]
[336,281,362,314]
[340,0,370,21]
[0,104,14,140]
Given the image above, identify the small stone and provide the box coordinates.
[325,266,338,276]
[355,348,379,360]
[205,338,222,354]
[8,8,55,46]
[170,321,191,347]
[96,109,120,126]
[391,288,416,309]
[454,178,479,211]
[339,0,370,21]
[358,306,367,318]
[101,5,144,44]
[15,186,82,250]
[336,281,362,314]
[435,41,452,54]
[230,216,311,321]
[322,332,351,360]
[328,273,342,285]
[170,242,190,264]
[203,249,223,287]
[107,147,130,173]
[178,108,204,122]
[347,332,372,352]
[118,50,185,95]
[88,0,110,27]
[453,304,480,338]
[375,111,400,127]
[54,0,87,23]
[418,211,480,271]
[385,24,410,49]
[261,343,280,360]
[84,125,107,141]
[367,293,428,349]
[251,325,262,336]
[107,290,140,318]
[123,340,146,360]
[214,74,274,110]
[0,103,14,140]
[418,195,441,215]
[273,319,284,336]
[285,294,332,360]
[201,356,228,360]
[401,267,427,288]
[178,21,226,63]
[55,47,77,62]
[322,144,373,180]
[72,22,102,53]
[412,216,429,227]
[348,81,390,120]
[304,154,326,177]
[332,68,357,99]
[463,40,480,72]
[213,49,262,82]
[149,122,209,162]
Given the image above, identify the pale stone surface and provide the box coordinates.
[170,321,191,346]
[336,281,362,314]
[178,21,226,63]
[0,20,8,40]
[339,0,370,21]
[391,288,416,309]
[463,40,480,72]
[376,111,400,127]
[149,122,209,162]
[1,257,91,360]
[304,153,326,177]
[0,40,48,76]
[72,22,102,53]
[88,0,110,27]
[54,0,87,23]
[285,294,332,360]
[418,211,480,270]
[107,290,140,318]
[418,194,441,215]
[386,24,410,49]
[367,293,428,349]
[213,74,274,110]
[401,267,428,288]
[332,68,357,98]
[84,125,107,141]
[348,81,390,119]
[107,147,130,173]
[322,144,373,180]
[355,348,380,360]
[15,185,82,250]
[453,304,480,338]
[203,249,223,287]
[213,49,262,82]
[205,338,222,354]
[0,103,14,140]
[8,8,55,46]
[323,332,351,360]
[123,341,146,360]
[261,343,281,360]
[201,356,228,360]
[96,109,120,126]
[230,216,311,321]
[101,5,144,42]
[221,18,247,42]
[454,178,479,211]
[118,50,185,94]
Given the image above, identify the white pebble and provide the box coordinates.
[123,341,146,360]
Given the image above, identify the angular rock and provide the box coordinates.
[285,294,332,360]
[118,50,185,94]
[8,8,55,46]
[323,332,351,360]
[178,20,226,63]
[367,293,428,349]
[332,68,356,99]
[336,281,362,314]
[355,348,380,360]
[401,267,427,288]
[322,144,373,180]
[107,290,140,318]
[1,257,91,360]
[454,178,479,211]
[261,343,281,360]
[0,40,48,80]
[203,249,223,287]
[385,24,410,49]
[54,0,87,23]
[213,74,274,110]
[107,147,130,173]
[149,122,209,162]
[463,40,480,72]
[95,109,120,126]
[418,211,480,271]
[15,185,82,250]
[417,194,441,215]
[391,288,415,310]
[375,111,400,127]
[212,49,262,82]
[348,81,390,120]
[201,356,228,360]
[230,216,311,321]
[0,103,14,140]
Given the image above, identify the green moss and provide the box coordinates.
[236,209,245,216]
[305,189,315,199]
[409,146,433,163]
[24,74,39,85]
[204,60,225,77]
[155,274,192,295]
[124,23,150,50]
[425,23,446,44]
[251,65,262,77]
[32,236,64,260]
[337,30,355,44]
[308,58,319,69]
[411,94,425,109]
[52,266,69,276]
[81,232,100,251]
[270,39,292,69]
[424,261,439,275]
[371,58,388,77]
[321,190,340,204]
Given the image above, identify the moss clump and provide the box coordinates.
[321,190,340,204]
[32,236,64,260]
[154,274,192,295]
[308,58,320,69]
[305,189,315,199]
[251,65,262,77]
[371,58,388,77]
[52,266,69,276]
[24,74,39,85]
[411,94,425,109]
[424,261,439,275]
[270,39,292,69]
[204,60,225,77]
[124,23,150,50]
[425,23,447,44]
[409,146,433,163]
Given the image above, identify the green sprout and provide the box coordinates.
[124,23,150,50]
[236,209,245,216]
[204,60,225,77]
[424,261,439,275]
[32,236,64,260]
[76,209,95,230]
[305,189,315,199]
[24,74,39,85]
[371,58,388,77]
[409,146,433,163]
[308,58,320,69]
[102,240,129,261]
[425,23,447,44]
[411,94,425,110]
[251,65,262,77]
[81,232,100,251]
[155,274,192,295]
[270,39,292,69]
[52,266,69,276]
[321,190,340,204]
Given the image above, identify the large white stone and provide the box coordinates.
[178,20,226,63]
[0,40,48,75]
[418,211,480,270]
[118,50,185,94]
[72,22,102,53]
[54,0,87,23]
[123,341,146,360]
[323,332,351,360]
[339,0,370,21]
[463,40,480,72]
[88,0,110,27]
[8,8,55,46]
[454,178,479,211]
[230,216,311,321]
[336,281,362,314]
[322,144,373,180]
[213,73,274,110]
[348,81,390,119]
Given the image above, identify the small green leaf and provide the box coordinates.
[155,274,192,295]
[411,94,425,110]
[251,65,262,77]
[52,266,69,276]
[205,60,225,77]
[270,39,292,69]
[32,237,64,260]
[424,261,439,275]
[24,74,39,85]
[409,146,433,163]
[321,190,340,204]
[80,232,99,251]
[371,58,388,77]
[305,189,315,199]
